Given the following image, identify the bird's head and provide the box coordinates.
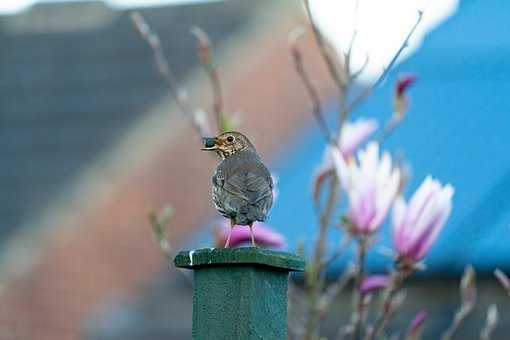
[201,131,255,159]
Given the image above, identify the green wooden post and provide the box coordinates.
[174,247,305,340]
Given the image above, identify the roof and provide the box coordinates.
[265,0,510,276]
[0,0,251,244]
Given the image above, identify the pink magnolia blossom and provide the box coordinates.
[332,142,401,233]
[214,220,286,248]
[406,310,427,338]
[360,275,390,295]
[395,74,418,115]
[338,118,379,158]
[315,119,378,178]
[392,176,454,262]
[396,74,418,98]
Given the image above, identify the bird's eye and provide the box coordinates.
[226,136,235,143]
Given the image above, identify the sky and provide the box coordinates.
[0,0,211,14]
[0,0,459,82]
[309,0,459,81]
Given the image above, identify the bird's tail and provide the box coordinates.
[237,204,266,225]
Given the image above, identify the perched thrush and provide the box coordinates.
[202,131,273,247]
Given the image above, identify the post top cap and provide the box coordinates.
[174,247,305,272]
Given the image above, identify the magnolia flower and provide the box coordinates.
[392,176,454,262]
[332,142,401,233]
[395,74,418,115]
[339,118,379,158]
[214,220,286,249]
[360,275,389,295]
[406,310,427,339]
[314,118,378,187]
[396,74,418,98]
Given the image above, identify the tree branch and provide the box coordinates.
[190,26,226,133]
[303,0,347,105]
[289,27,334,144]
[351,235,369,340]
[480,304,498,340]
[130,12,208,138]
[344,10,424,115]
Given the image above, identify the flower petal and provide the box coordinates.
[340,118,378,157]
[391,176,454,261]
[215,221,287,248]
[360,275,390,294]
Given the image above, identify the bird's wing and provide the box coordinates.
[222,163,273,204]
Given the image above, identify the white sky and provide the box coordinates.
[0,0,207,14]
[1,0,458,82]
[309,0,459,81]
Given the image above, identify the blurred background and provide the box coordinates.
[0,0,509,339]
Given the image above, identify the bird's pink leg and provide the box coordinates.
[224,219,234,248]
[249,222,257,247]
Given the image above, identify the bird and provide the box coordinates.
[202,131,273,248]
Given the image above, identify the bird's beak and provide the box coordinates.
[201,137,218,151]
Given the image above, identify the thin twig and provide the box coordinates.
[303,0,347,106]
[494,269,510,297]
[320,235,353,271]
[480,304,498,340]
[378,114,404,143]
[441,266,477,340]
[315,266,356,333]
[344,0,362,70]
[148,206,192,284]
[130,12,207,138]
[364,269,410,340]
[321,264,356,312]
[344,30,357,78]
[349,54,370,82]
[351,235,369,340]
[344,10,424,115]
[303,175,338,340]
[337,0,362,130]
[148,206,173,261]
[190,27,225,133]
[290,27,334,144]
[313,168,335,210]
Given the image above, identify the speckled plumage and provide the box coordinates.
[202,131,274,247]
[212,149,273,225]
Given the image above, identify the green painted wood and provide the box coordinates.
[174,247,305,271]
[174,247,305,340]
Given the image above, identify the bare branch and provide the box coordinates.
[480,304,498,340]
[302,175,338,340]
[148,205,193,284]
[130,12,208,138]
[303,0,347,103]
[344,10,424,115]
[441,265,477,340]
[289,27,334,144]
[349,54,370,82]
[191,26,226,133]
[320,234,353,271]
[344,0,361,78]
[148,205,173,261]
[378,114,405,143]
[321,264,356,310]
[494,269,510,297]
[364,270,409,340]
[344,30,358,76]
[351,235,369,340]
